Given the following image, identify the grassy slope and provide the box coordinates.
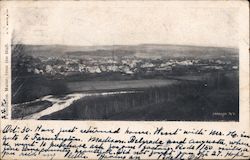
[12,100,53,119]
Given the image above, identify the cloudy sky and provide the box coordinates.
[10,2,238,47]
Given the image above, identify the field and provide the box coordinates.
[67,79,179,92]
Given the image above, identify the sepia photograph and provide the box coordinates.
[1,1,249,160]
[11,5,239,121]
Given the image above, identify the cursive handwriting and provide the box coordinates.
[1,124,249,159]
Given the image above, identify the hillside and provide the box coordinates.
[16,44,238,59]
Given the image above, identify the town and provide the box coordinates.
[14,55,238,80]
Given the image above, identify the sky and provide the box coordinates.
[10,3,238,48]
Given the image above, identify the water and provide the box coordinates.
[21,91,138,120]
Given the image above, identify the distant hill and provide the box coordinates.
[16,44,238,59]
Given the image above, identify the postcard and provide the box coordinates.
[0,0,249,159]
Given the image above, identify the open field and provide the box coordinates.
[67,79,179,92]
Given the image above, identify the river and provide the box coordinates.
[21,91,139,120]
